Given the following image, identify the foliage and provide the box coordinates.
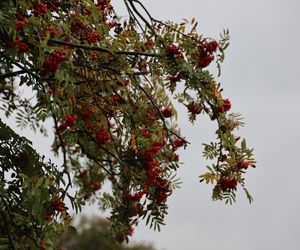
[0,0,255,249]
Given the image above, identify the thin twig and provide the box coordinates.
[52,112,72,199]
[136,78,189,147]
[126,0,153,30]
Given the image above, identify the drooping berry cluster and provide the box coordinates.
[42,50,67,73]
[166,44,184,59]
[198,40,219,68]
[96,128,111,145]
[13,38,29,53]
[162,107,173,118]
[44,199,65,221]
[217,98,231,113]
[218,176,237,191]
[85,31,101,44]
[57,115,78,133]
[15,13,28,30]
[32,3,47,17]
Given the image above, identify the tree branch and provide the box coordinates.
[47,39,159,57]
[0,70,27,80]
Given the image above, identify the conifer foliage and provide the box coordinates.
[0,0,255,248]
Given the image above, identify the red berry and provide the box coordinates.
[14,39,29,53]
[82,108,93,119]
[198,54,214,68]
[219,177,237,191]
[167,44,180,54]
[108,20,119,29]
[173,138,187,148]
[43,50,66,73]
[147,160,159,169]
[162,107,172,118]
[217,99,231,113]
[77,170,88,178]
[91,182,102,191]
[141,129,149,137]
[96,128,111,144]
[111,94,122,105]
[89,51,98,60]
[15,14,28,30]
[57,123,67,133]
[204,40,219,53]
[33,3,47,17]
[86,31,101,44]
[44,212,52,221]
[51,50,66,63]
[223,99,231,112]
[166,44,183,59]
[64,115,77,127]
[240,160,250,169]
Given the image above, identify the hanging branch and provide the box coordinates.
[48,39,159,57]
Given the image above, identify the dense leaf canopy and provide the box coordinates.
[0,0,255,249]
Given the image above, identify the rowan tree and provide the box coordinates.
[0,0,255,249]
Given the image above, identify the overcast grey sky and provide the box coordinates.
[110,1,300,250]
[3,1,299,249]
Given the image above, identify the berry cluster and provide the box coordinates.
[32,3,47,17]
[154,178,171,204]
[50,199,64,212]
[82,107,94,119]
[96,0,111,11]
[108,20,120,29]
[146,161,163,185]
[173,138,187,148]
[44,199,65,221]
[85,31,101,44]
[88,51,98,60]
[162,107,173,118]
[139,141,165,160]
[42,50,67,73]
[143,108,160,124]
[57,115,78,133]
[110,94,122,105]
[15,13,28,30]
[217,98,231,113]
[198,40,219,68]
[13,38,29,53]
[96,128,111,144]
[44,0,59,12]
[166,44,184,59]
[218,176,237,191]
[125,189,147,202]
[238,160,250,169]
